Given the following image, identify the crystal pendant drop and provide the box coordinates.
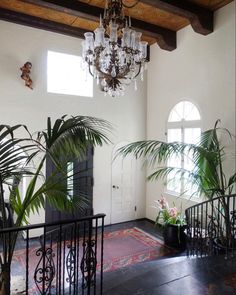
[81,0,148,97]
[111,66,116,78]
[134,79,137,91]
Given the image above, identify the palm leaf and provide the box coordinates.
[37,116,112,162]
[0,125,38,183]
[118,121,235,199]
[11,161,90,226]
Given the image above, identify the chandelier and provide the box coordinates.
[82,0,148,97]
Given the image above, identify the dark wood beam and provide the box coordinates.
[140,0,214,35]
[21,0,177,51]
[0,8,87,39]
[0,8,151,61]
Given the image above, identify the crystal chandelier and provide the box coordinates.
[82,0,148,97]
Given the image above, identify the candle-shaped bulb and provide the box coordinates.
[100,14,102,27]
[129,16,131,27]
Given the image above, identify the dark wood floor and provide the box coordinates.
[102,220,236,295]
[104,219,162,237]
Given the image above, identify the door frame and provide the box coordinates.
[110,141,137,225]
[45,147,94,223]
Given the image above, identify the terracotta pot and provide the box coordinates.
[163,224,187,249]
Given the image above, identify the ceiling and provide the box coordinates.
[0,0,234,51]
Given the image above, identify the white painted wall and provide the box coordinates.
[0,21,147,227]
[146,2,235,221]
[0,1,235,229]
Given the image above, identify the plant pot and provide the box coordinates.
[163,224,187,249]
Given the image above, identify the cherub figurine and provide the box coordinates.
[20,62,33,89]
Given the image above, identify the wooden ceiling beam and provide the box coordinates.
[140,0,213,35]
[0,8,151,61]
[0,8,87,39]
[21,0,177,51]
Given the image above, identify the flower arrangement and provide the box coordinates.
[154,196,186,226]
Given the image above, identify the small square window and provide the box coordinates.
[47,51,93,97]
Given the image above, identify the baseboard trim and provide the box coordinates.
[107,217,155,227]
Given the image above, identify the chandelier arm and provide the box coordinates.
[133,62,142,79]
[88,63,94,78]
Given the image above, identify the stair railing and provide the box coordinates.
[185,194,236,258]
[0,213,105,295]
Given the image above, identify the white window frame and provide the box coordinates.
[47,50,93,97]
[165,101,202,200]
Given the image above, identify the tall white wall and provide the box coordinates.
[146,2,235,221]
[0,1,235,227]
[0,21,147,226]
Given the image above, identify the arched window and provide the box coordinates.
[166,101,201,196]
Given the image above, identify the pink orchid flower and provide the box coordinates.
[169,207,178,218]
[157,196,168,209]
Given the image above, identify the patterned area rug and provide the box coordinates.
[9,227,173,294]
[102,227,174,272]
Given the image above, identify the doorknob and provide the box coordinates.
[112,185,119,189]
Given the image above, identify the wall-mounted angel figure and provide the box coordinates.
[20,62,33,89]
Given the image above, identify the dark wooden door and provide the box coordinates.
[45,147,94,223]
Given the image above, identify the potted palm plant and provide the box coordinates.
[118,120,236,250]
[0,115,111,295]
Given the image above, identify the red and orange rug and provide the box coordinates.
[101,227,174,272]
[9,227,174,293]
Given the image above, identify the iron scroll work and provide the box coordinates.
[65,239,97,288]
[185,195,236,257]
[22,214,104,295]
[34,248,55,294]
[80,239,97,289]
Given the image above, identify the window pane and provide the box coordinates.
[184,128,201,144]
[47,51,93,97]
[67,162,74,198]
[184,102,201,121]
[168,101,200,122]
[168,104,183,122]
[183,128,201,197]
[183,179,199,197]
[167,129,182,193]
[183,128,201,172]
[167,129,182,142]
[168,110,181,122]
[167,102,201,196]
[184,128,201,173]
[167,170,181,193]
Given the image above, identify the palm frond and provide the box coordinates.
[118,121,235,199]
[0,126,38,183]
[37,116,112,162]
[11,160,90,226]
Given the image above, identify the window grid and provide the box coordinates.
[166,101,201,197]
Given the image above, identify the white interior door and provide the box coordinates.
[111,142,136,224]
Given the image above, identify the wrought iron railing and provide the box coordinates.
[0,213,105,295]
[185,194,236,258]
